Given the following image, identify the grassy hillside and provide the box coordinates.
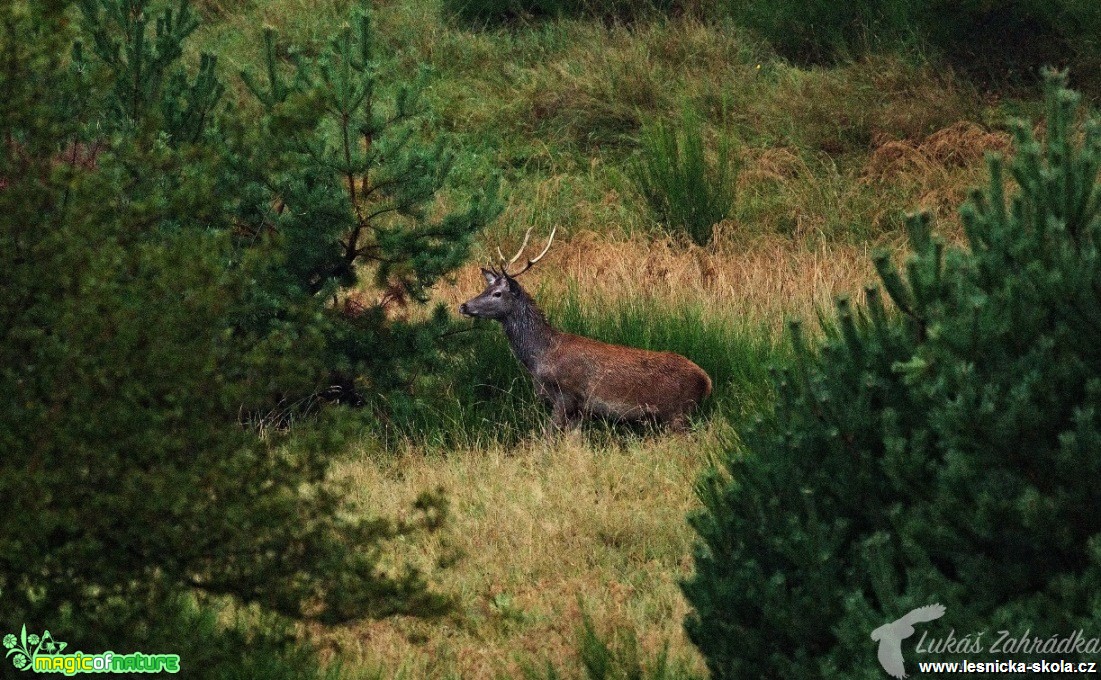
[181,0,1042,676]
[190,0,1016,246]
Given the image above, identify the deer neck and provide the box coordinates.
[502,297,555,374]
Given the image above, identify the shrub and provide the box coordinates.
[722,0,1101,94]
[682,72,1101,678]
[443,0,694,25]
[75,0,500,412]
[632,113,738,246]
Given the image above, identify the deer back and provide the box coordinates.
[535,332,711,421]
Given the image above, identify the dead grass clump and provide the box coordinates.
[923,121,1012,166]
[865,122,1010,179]
[861,121,1011,231]
[738,146,809,186]
[864,138,937,178]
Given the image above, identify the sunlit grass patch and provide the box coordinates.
[328,434,716,679]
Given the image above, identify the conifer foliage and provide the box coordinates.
[235,8,500,404]
[683,73,1101,678]
[0,0,486,667]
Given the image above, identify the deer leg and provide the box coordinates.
[666,412,689,433]
[546,396,579,441]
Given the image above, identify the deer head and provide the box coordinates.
[458,226,556,320]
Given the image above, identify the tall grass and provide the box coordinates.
[333,423,715,678]
[376,288,787,448]
[632,112,738,245]
[552,287,784,424]
[720,0,922,66]
[522,611,702,679]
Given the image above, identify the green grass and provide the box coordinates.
[632,110,738,245]
[189,2,998,248]
[440,0,699,25]
[376,289,789,449]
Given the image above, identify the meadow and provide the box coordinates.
[182,0,1048,676]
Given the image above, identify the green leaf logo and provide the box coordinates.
[5,625,62,672]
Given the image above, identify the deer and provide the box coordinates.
[458,227,712,436]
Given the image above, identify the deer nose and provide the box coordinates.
[458,303,469,316]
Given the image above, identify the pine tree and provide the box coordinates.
[234,5,501,405]
[683,72,1101,678]
[0,0,469,669]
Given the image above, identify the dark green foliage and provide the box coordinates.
[78,0,224,141]
[234,5,501,407]
[721,0,920,66]
[442,0,693,24]
[631,112,738,246]
[723,0,1101,94]
[60,595,345,679]
[923,0,1101,93]
[1,0,463,670]
[683,72,1101,678]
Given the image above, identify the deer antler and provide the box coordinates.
[496,228,532,272]
[497,226,557,278]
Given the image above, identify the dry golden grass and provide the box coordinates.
[438,230,890,333]
[863,121,1012,223]
[323,433,720,678]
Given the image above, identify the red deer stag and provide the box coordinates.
[459,228,712,435]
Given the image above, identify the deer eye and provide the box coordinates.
[492,292,502,298]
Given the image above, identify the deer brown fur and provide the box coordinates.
[459,233,711,434]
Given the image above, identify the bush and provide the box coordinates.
[76,0,500,412]
[233,4,500,409]
[632,113,738,246]
[682,72,1101,678]
[723,0,1101,94]
[443,0,695,25]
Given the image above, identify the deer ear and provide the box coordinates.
[480,268,498,284]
